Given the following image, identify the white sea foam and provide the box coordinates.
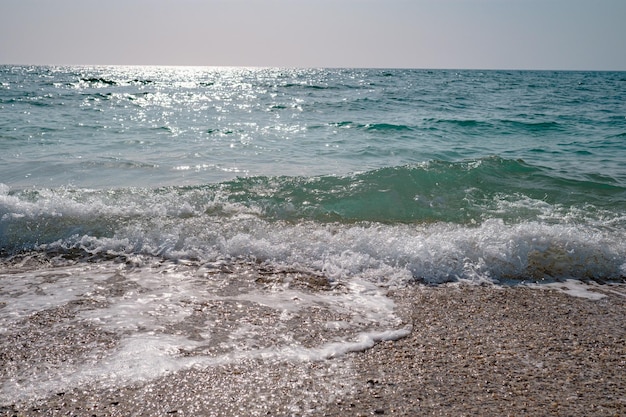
[0,260,409,404]
[527,279,615,300]
[0,264,114,326]
[3,188,625,284]
[2,173,625,285]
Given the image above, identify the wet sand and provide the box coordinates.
[2,283,625,416]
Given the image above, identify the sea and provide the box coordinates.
[1,66,625,403]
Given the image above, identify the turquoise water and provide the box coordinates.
[1,66,626,404]
[1,66,625,282]
[2,66,625,188]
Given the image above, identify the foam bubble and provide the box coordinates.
[527,279,620,300]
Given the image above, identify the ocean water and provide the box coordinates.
[1,66,625,403]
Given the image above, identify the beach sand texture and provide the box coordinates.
[2,283,624,417]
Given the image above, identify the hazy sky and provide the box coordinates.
[1,0,625,70]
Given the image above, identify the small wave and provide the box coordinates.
[1,216,624,285]
[501,120,563,131]
[207,127,236,135]
[528,148,561,155]
[281,83,338,90]
[432,119,492,128]
[2,157,624,228]
[327,121,413,132]
[329,121,357,128]
[365,123,413,132]
[430,118,564,134]
[81,77,118,86]
[212,157,625,224]
[131,79,154,85]
[81,92,113,101]
[79,158,160,170]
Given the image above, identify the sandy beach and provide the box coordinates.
[2,281,624,417]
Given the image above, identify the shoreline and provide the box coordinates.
[3,282,625,416]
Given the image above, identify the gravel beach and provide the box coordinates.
[2,282,625,417]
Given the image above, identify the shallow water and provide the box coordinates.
[0,258,410,403]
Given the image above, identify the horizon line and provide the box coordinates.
[2,63,625,72]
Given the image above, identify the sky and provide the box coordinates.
[1,0,625,70]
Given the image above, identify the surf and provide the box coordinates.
[2,159,625,284]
